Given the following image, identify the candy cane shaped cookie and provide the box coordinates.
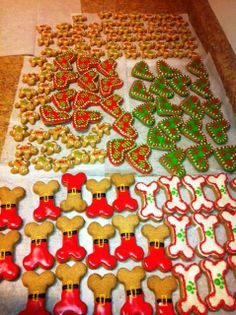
[172,263,207,315]
[135,181,163,221]
[206,173,236,211]
[182,175,214,212]
[193,213,225,257]
[220,210,236,254]
[159,176,188,214]
[166,215,194,260]
[200,259,236,311]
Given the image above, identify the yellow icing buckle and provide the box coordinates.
[66,230,72,238]
[119,185,126,192]
[6,203,11,210]
[99,294,105,305]
[32,291,39,301]
[130,288,137,298]
[0,250,5,260]
[96,193,102,200]
[161,295,167,306]
[35,237,41,246]
[98,239,104,248]
[71,188,77,195]
[154,240,160,249]
[43,195,49,202]
[66,280,73,291]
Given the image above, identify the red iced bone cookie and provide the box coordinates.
[148,275,177,315]
[97,58,118,77]
[126,144,152,174]
[135,181,163,221]
[159,176,188,214]
[23,221,54,271]
[206,173,236,211]
[220,210,236,254]
[60,172,87,212]
[183,175,214,212]
[166,215,194,260]
[86,178,113,218]
[32,180,60,221]
[56,216,86,263]
[72,109,102,131]
[111,173,138,212]
[86,222,117,269]
[193,213,225,257]
[76,56,99,74]
[19,270,55,315]
[51,88,77,112]
[40,104,71,125]
[0,231,20,281]
[54,49,76,71]
[99,76,123,97]
[77,69,99,92]
[0,186,25,230]
[100,94,124,118]
[142,224,172,272]
[88,273,117,315]
[112,214,144,262]
[200,259,236,311]
[107,138,136,166]
[172,263,207,315]
[53,70,79,90]
[117,266,153,315]
[112,112,138,139]
[54,263,87,315]
[72,90,101,110]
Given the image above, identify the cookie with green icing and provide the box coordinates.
[129,80,154,102]
[190,78,213,99]
[156,96,183,116]
[126,144,152,174]
[186,143,213,171]
[131,61,155,81]
[156,60,174,79]
[107,138,136,166]
[172,68,191,85]
[159,148,186,177]
[202,98,223,119]
[206,118,230,144]
[132,102,156,126]
[150,77,174,98]
[180,95,204,120]
[186,58,208,78]
[214,145,236,172]
[158,116,183,142]
[181,117,207,143]
[168,76,190,97]
[147,126,176,150]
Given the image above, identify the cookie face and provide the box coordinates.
[180,95,203,120]
[206,118,230,144]
[132,102,156,126]
[147,126,176,151]
[107,138,136,166]
[150,77,174,98]
[158,116,183,142]
[131,61,155,81]
[214,145,236,172]
[40,105,71,125]
[112,112,138,139]
[181,117,207,143]
[159,149,186,178]
[156,96,183,116]
[126,144,152,174]
[129,80,154,102]
[186,143,213,172]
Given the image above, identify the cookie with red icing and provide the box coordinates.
[206,118,230,144]
[100,94,124,118]
[159,149,186,178]
[220,210,236,254]
[126,144,152,174]
[186,143,213,172]
[112,112,138,139]
[150,77,174,99]
[97,58,118,77]
[181,117,207,143]
[53,71,79,90]
[99,76,123,97]
[52,89,77,112]
[72,109,102,131]
[54,49,76,71]
[131,61,155,81]
[147,126,176,151]
[72,91,101,110]
[77,70,99,92]
[40,104,71,125]
[132,102,156,126]
[76,56,99,74]
[129,80,154,102]
[156,96,183,116]
[214,145,236,172]
[107,138,136,166]
[180,95,203,120]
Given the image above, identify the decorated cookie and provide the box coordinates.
[135,181,163,221]
[77,69,99,92]
[22,73,39,86]
[37,82,54,95]
[86,222,117,269]
[112,214,144,262]
[91,122,111,137]
[186,57,208,78]
[23,221,54,270]
[166,215,194,260]
[193,213,225,257]
[88,148,107,164]
[40,141,61,155]
[15,99,36,113]
[159,149,186,178]
[159,176,188,214]
[186,143,213,171]
[32,155,53,171]
[117,266,153,315]
[156,60,173,79]
[61,133,81,149]
[220,210,236,254]
[81,133,101,148]
[107,138,136,166]
[150,77,174,98]
[214,145,236,172]
[72,109,102,131]
[202,98,223,120]
[53,157,74,173]
[181,117,207,143]
[53,263,87,315]
[142,224,172,272]
[15,143,38,159]
[10,125,30,142]
[126,144,152,174]
[100,94,124,118]
[99,76,124,97]
[168,76,190,97]
[76,56,99,74]
[112,112,138,139]
[29,56,47,67]
[206,173,236,211]
[156,96,183,116]
[69,149,90,165]
[18,88,38,100]
[190,77,213,99]
[200,259,236,311]
[206,118,230,144]
[20,111,40,125]
[53,70,79,90]
[8,158,30,175]
[158,116,183,141]
[129,80,154,102]
[147,126,176,150]
[54,49,76,71]
[56,216,86,262]
[40,104,71,125]
[132,102,156,126]
[72,90,101,110]
[51,88,77,112]
[172,263,207,315]
[131,61,155,81]
[180,95,203,120]
[49,125,70,140]
[182,175,214,212]
[97,58,118,77]
[147,275,177,315]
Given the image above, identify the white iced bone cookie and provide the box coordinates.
[159,176,188,214]
[172,263,207,315]
[166,215,194,260]
[135,181,163,221]
[183,175,214,212]
[220,210,236,253]
[206,173,236,211]
[200,259,236,311]
[193,213,225,257]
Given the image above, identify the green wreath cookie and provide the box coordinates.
[159,148,186,177]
